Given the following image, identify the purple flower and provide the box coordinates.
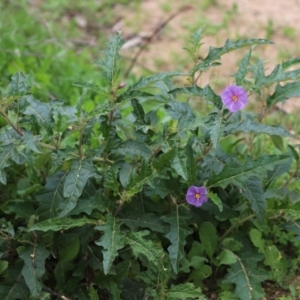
[186,186,208,207]
[221,85,248,112]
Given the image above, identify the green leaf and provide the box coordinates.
[164,101,195,120]
[188,264,212,280]
[223,252,269,300]
[2,200,35,219]
[233,50,252,85]
[167,282,205,300]
[254,64,300,89]
[271,135,284,151]
[184,27,205,61]
[97,261,130,300]
[169,85,222,109]
[95,215,126,274]
[0,261,8,275]
[249,228,265,253]
[23,95,53,126]
[28,216,97,232]
[153,148,177,170]
[207,155,290,189]
[193,38,272,73]
[104,167,120,196]
[217,249,237,266]
[267,82,300,107]
[95,32,123,87]
[264,245,287,282]
[113,140,152,158]
[36,171,66,219]
[243,177,265,222]
[128,71,185,91]
[224,119,295,139]
[59,234,80,261]
[161,207,193,273]
[8,71,30,94]
[199,222,217,260]
[209,113,222,148]
[125,230,165,270]
[288,144,299,162]
[88,286,99,300]
[282,57,300,69]
[68,190,106,216]
[186,144,196,186]
[172,149,188,180]
[131,98,146,124]
[21,132,43,153]
[208,192,223,212]
[121,212,167,233]
[0,261,29,299]
[127,159,156,196]
[18,244,49,298]
[0,143,24,185]
[180,256,206,273]
[116,90,164,104]
[59,160,97,217]
[73,81,108,95]
[54,260,73,290]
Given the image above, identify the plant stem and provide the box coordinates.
[0,112,23,136]
[219,214,254,242]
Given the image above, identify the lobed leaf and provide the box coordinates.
[233,50,252,86]
[125,230,166,270]
[59,160,97,217]
[95,215,126,274]
[207,154,290,189]
[95,32,123,87]
[8,71,30,94]
[112,140,152,158]
[18,245,49,298]
[223,252,269,300]
[23,95,53,126]
[254,64,300,89]
[161,207,193,273]
[192,38,272,74]
[224,119,296,138]
[199,222,218,260]
[266,82,300,107]
[169,85,222,109]
[121,212,167,233]
[128,71,185,91]
[28,216,97,232]
[166,282,205,300]
[35,171,66,219]
[243,176,265,222]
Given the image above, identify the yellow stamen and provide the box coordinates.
[195,193,200,199]
[232,95,238,102]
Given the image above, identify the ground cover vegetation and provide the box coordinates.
[1,1,300,300]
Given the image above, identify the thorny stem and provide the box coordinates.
[280,162,300,189]
[38,142,115,164]
[219,214,255,243]
[124,5,192,77]
[42,286,72,300]
[0,112,23,136]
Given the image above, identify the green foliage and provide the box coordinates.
[1,26,300,300]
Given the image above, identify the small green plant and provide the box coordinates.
[1,28,300,300]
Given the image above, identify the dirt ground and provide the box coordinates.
[114,0,300,113]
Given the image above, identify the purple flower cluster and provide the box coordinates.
[221,85,248,112]
[186,186,208,207]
